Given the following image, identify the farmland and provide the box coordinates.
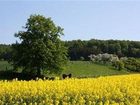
[0,74,139,105]
[0,56,139,105]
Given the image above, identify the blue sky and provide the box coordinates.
[0,0,140,44]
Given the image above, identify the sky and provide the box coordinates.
[0,0,140,44]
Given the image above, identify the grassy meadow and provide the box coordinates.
[62,61,130,77]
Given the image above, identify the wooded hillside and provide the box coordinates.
[0,39,140,61]
[65,39,140,60]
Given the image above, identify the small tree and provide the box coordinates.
[113,61,124,70]
[12,14,67,76]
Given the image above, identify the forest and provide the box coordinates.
[66,39,140,60]
[0,39,140,61]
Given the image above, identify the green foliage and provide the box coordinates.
[80,56,85,61]
[11,14,67,76]
[0,44,12,61]
[0,61,13,71]
[123,58,140,72]
[1,39,140,61]
[113,60,124,71]
[65,39,140,60]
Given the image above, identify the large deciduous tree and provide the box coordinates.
[12,15,67,76]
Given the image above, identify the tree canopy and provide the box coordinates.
[1,39,140,62]
[65,39,140,60]
[11,15,67,76]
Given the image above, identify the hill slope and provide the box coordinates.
[62,61,130,77]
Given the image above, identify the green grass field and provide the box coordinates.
[0,61,130,79]
[62,61,130,77]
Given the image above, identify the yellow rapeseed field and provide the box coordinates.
[0,74,139,105]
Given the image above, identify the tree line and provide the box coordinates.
[65,39,140,60]
[0,39,140,61]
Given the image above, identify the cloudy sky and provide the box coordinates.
[0,0,140,44]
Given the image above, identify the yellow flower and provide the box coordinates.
[0,74,139,105]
